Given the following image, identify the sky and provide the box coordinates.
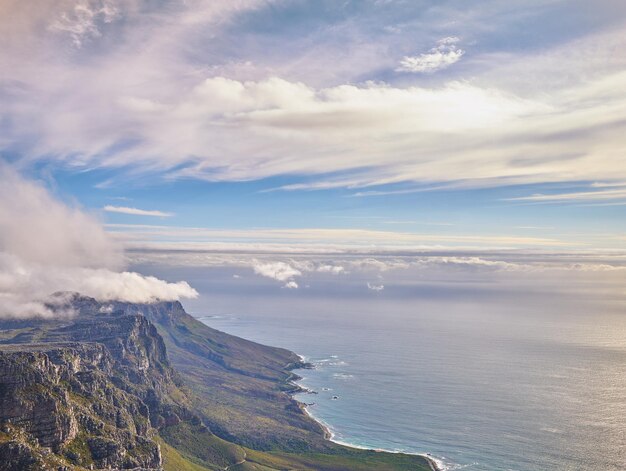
[1,0,626,314]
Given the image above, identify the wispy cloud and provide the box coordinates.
[508,188,626,203]
[7,67,623,191]
[351,187,441,197]
[397,37,465,73]
[2,1,626,199]
[104,205,173,217]
[2,1,626,193]
[105,224,580,252]
[590,182,626,188]
[48,0,120,47]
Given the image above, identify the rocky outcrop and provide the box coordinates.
[0,342,163,470]
[0,302,200,471]
[0,344,87,449]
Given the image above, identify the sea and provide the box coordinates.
[148,262,626,471]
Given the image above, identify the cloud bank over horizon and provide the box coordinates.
[0,166,197,318]
[128,248,626,298]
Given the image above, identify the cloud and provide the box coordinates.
[104,205,173,217]
[316,264,345,274]
[252,261,302,282]
[2,1,626,195]
[248,259,346,288]
[119,249,626,301]
[0,253,197,313]
[48,0,120,47]
[0,166,123,269]
[6,69,626,191]
[124,249,626,276]
[0,166,197,318]
[508,188,626,204]
[108,224,574,252]
[397,37,465,73]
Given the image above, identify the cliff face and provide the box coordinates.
[0,306,194,471]
[0,343,161,470]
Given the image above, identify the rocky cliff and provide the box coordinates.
[0,343,161,470]
[0,304,195,471]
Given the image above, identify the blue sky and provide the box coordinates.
[2,0,626,253]
[50,165,626,251]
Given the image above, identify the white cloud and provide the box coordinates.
[508,188,626,203]
[316,264,345,274]
[412,256,525,272]
[0,166,197,318]
[397,37,465,73]
[7,69,626,190]
[118,249,626,302]
[248,259,346,288]
[124,249,626,275]
[48,0,120,47]
[0,253,197,316]
[253,261,302,282]
[0,166,122,269]
[2,2,626,194]
[104,205,173,217]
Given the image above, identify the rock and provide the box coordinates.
[0,304,200,470]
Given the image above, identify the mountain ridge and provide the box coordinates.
[0,294,433,471]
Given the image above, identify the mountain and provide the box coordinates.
[0,294,434,471]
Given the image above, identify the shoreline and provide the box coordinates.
[291,355,446,471]
[300,403,445,471]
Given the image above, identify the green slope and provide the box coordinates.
[130,301,328,451]
[131,301,433,470]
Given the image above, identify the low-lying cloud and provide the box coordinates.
[131,249,626,273]
[253,261,302,283]
[0,166,197,318]
[251,259,347,288]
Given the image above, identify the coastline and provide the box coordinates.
[290,355,446,471]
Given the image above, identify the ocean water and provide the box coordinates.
[148,264,626,470]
